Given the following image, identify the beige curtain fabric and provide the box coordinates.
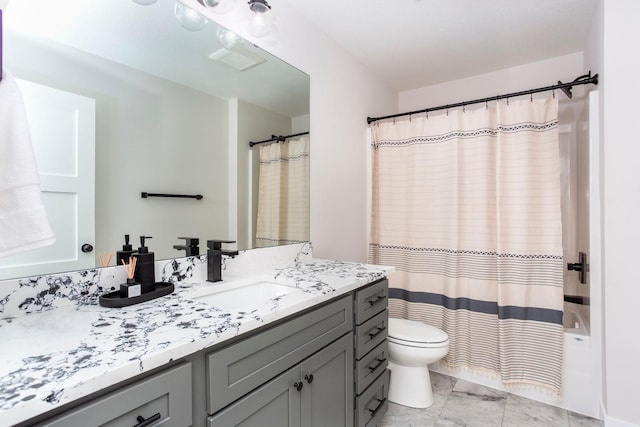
[255,135,310,248]
[369,98,564,397]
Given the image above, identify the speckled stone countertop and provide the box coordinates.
[0,243,391,427]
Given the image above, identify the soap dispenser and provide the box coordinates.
[116,234,135,266]
[133,236,155,293]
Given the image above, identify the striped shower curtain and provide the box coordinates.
[255,135,310,248]
[368,98,564,397]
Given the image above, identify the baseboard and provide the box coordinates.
[601,401,640,427]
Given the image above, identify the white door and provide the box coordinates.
[0,79,95,280]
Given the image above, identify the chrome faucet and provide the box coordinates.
[207,239,238,282]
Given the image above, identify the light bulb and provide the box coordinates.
[248,14,269,38]
[217,27,242,50]
[174,2,207,32]
[202,0,236,14]
[132,0,158,4]
[247,0,272,38]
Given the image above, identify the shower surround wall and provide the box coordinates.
[393,52,601,417]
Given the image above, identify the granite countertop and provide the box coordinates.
[0,256,391,427]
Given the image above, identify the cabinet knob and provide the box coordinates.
[304,374,314,384]
[81,243,94,253]
[294,381,304,392]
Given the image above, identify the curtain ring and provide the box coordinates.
[507,97,510,106]
[426,110,429,119]
[462,103,466,113]
[409,113,412,122]
[530,93,533,102]
[446,108,449,116]
[553,89,556,99]
[393,116,396,124]
[485,100,488,110]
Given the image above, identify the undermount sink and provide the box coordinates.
[190,281,311,315]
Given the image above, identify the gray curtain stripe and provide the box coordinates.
[389,288,563,325]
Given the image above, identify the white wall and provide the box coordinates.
[6,34,230,261]
[583,0,606,422]
[399,52,584,110]
[186,0,398,263]
[292,114,310,134]
[597,1,640,425]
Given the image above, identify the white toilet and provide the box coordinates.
[387,318,449,408]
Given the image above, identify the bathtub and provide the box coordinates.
[563,301,590,336]
[432,301,599,418]
[561,301,598,417]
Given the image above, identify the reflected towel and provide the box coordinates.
[0,69,55,258]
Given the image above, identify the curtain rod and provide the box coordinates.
[366,71,599,125]
[249,131,309,147]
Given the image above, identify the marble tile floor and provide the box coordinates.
[379,372,603,427]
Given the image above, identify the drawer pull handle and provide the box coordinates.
[294,381,304,392]
[133,413,161,427]
[368,357,387,372]
[367,295,386,306]
[368,398,387,417]
[304,374,314,384]
[367,326,387,340]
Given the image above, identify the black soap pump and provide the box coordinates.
[116,234,135,266]
[133,236,155,293]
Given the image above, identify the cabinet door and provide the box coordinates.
[300,334,354,427]
[207,296,352,414]
[208,366,301,427]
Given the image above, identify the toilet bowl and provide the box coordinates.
[387,318,449,408]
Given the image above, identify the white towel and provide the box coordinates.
[0,69,55,258]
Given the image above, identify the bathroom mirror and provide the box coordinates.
[0,0,310,280]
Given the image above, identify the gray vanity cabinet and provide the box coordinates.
[207,366,302,427]
[27,277,390,427]
[206,295,353,414]
[300,333,354,426]
[37,363,192,427]
[353,279,390,427]
[208,333,353,427]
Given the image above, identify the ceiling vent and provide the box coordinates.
[208,47,266,71]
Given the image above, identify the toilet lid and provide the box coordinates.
[388,318,448,344]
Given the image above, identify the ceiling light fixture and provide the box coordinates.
[247,0,272,38]
[132,0,159,5]
[174,1,208,31]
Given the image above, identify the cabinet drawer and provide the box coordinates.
[355,279,388,325]
[39,363,192,427]
[355,309,388,359]
[355,341,388,395]
[207,296,352,414]
[356,369,390,427]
